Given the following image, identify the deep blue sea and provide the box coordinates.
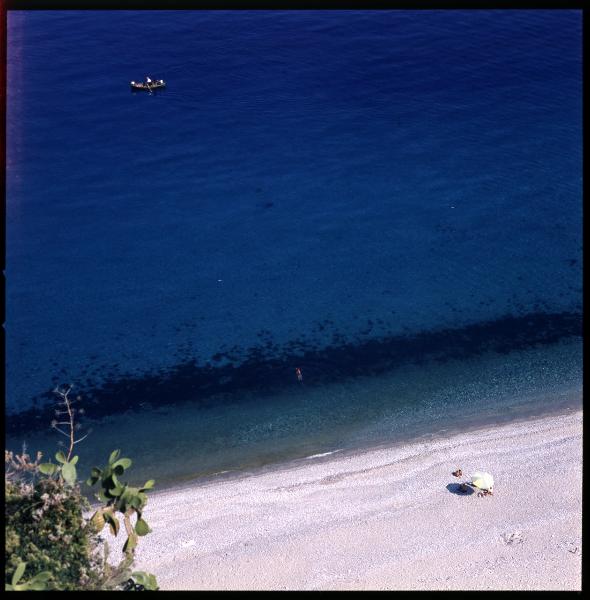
[6,10,582,488]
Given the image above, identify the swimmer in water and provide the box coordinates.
[295,367,303,383]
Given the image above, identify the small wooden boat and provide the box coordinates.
[130,79,166,91]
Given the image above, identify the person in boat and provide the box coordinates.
[145,76,152,86]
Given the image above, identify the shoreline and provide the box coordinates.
[117,408,582,590]
[138,396,581,499]
[10,338,582,495]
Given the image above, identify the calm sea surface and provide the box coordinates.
[6,10,582,487]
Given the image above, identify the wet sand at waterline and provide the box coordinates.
[110,409,583,590]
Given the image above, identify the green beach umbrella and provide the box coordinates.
[471,471,494,491]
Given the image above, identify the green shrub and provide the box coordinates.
[5,386,159,591]
[5,476,103,590]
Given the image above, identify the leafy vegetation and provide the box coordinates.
[5,385,160,591]
[5,563,52,591]
[5,453,102,590]
[86,449,155,556]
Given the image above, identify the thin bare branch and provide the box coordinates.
[47,382,90,460]
[52,426,71,438]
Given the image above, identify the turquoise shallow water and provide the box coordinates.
[6,337,582,491]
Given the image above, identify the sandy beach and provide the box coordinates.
[123,409,582,590]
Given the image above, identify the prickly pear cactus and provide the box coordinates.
[38,451,79,487]
[86,450,155,558]
[5,562,52,591]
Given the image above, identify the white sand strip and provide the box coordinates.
[127,409,581,590]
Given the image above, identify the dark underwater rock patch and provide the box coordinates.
[5,310,582,436]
